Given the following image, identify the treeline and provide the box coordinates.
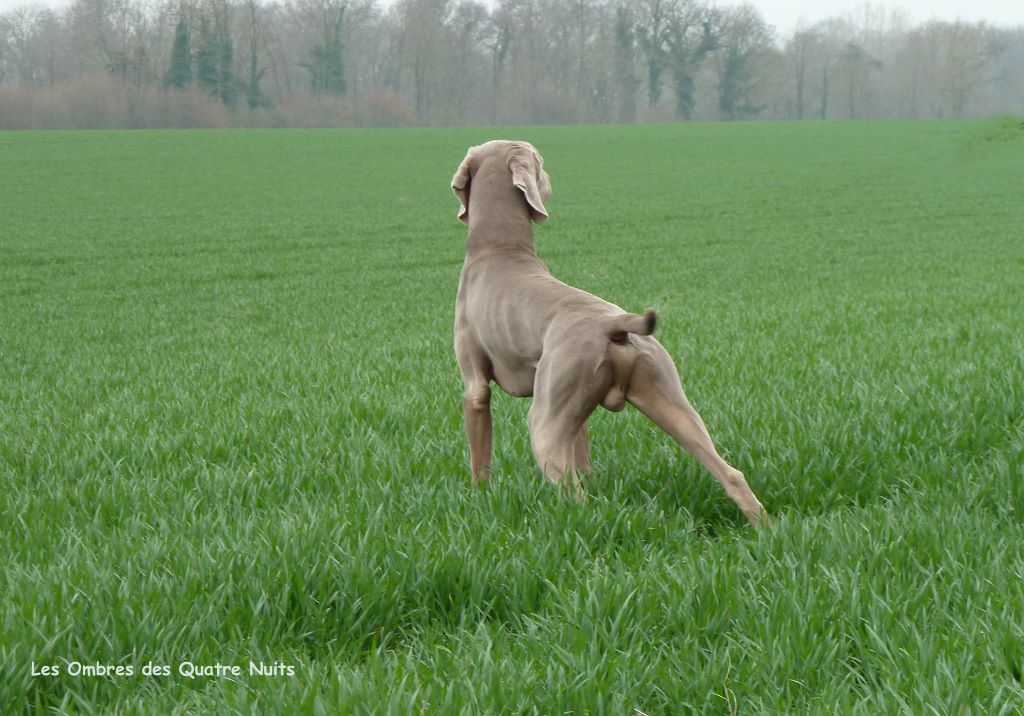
[0,0,1021,129]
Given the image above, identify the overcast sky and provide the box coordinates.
[761,0,1023,32]
[1,0,1021,35]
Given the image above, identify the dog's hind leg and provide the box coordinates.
[528,345,603,496]
[528,415,581,495]
[626,340,768,526]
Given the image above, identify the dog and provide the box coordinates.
[452,140,767,525]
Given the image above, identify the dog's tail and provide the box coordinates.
[607,308,657,344]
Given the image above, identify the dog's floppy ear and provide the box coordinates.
[508,147,550,224]
[451,147,474,224]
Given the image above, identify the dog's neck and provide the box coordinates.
[466,219,535,256]
[465,178,537,257]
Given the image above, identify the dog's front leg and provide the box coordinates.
[574,423,591,473]
[463,382,493,483]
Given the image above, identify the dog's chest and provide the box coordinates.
[490,360,537,397]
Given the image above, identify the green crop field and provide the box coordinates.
[2,119,1023,713]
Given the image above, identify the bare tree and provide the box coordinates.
[836,40,881,118]
[613,4,638,122]
[784,24,820,119]
[662,0,717,120]
[811,18,855,119]
[989,27,1024,116]
[446,1,491,123]
[240,0,267,106]
[1,0,1022,128]
[391,0,452,123]
[713,4,773,120]
[635,0,669,110]
[939,21,1002,117]
[1,6,51,84]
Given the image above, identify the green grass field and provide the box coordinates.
[2,119,1023,713]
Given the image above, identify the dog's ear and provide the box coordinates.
[451,147,474,224]
[508,147,550,224]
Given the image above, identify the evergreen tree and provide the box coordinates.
[245,0,268,109]
[301,3,346,96]
[194,18,219,92]
[165,19,191,89]
[194,14,237,106]
[218,33,237,106]
[247,54,267,108]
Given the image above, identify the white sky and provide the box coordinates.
[759,0,1023,33]
[1,0,1021,35]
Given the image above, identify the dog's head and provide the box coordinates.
[451,140,552,225]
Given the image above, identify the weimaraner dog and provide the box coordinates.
[452,140,767,525]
